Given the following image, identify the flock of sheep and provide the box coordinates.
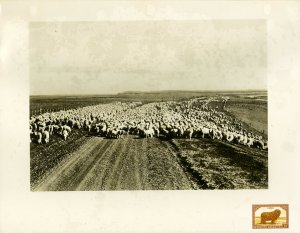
[29,97,268,150]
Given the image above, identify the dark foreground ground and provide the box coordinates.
[31,133,267,191]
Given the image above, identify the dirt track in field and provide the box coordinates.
[33,136,194,191]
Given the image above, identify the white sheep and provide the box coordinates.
[62,129,69,141]
[43,130,50,143]
[37,132,42,144]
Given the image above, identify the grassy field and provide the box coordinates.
[172,138,268,189]
[30,90,267,115]
[225,95,267,137]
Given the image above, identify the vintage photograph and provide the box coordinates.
[29,20,268,191]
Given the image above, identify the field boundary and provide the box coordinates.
[164,139,212,190]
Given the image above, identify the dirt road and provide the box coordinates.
[33,136,194,191]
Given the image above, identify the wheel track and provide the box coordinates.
[67,138,113,190]
[102,137,131,190]
[140,138,151,190]
[97,139,129,190]
[47,138,106,191]
[75,139,120,191]
[116,137,147,190]
[132,140,142,190]
[78,138,128,190]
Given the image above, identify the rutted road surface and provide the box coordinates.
[33,136,194,191]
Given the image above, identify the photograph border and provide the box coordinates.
[1,1,300,232]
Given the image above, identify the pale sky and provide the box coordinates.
[30,20,267,95]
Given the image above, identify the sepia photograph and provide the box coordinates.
[30,20,268,191]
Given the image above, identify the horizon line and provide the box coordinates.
[30,89,267,96]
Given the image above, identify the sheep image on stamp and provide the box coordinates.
[260,209,281,224]
[252,204,288,229]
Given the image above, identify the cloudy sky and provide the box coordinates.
[30,20,266,95]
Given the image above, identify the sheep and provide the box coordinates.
[111,129,121,139]
[226,132,234,143]
[52,125,60,135]
[185,128,194,140]
[43,130,50,143]
[106,128,120,139]
[61,125,71,133]
[253,139,267,150]
[62,129,69,141]
[153,126,160,137]
[45,125,54,135]
[144,128,154,138]
[36,132,42,144]
[247,137,254,147]
[29,97,267,148]
[201,127,210,139]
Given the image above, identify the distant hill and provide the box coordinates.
[117,90,267,95]
[30,90,267,98]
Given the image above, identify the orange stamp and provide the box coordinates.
[252,204,289,229]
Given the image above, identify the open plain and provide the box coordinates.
[30,91,268,191]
